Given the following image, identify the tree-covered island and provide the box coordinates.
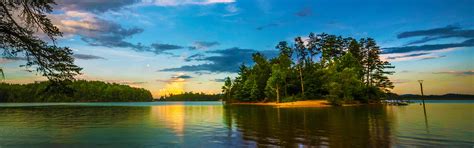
[222,33,395,105]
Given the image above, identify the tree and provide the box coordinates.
[266,64,286,103]
[294,37,307,97]
[225,33,395,104]
[221,77,232,103]
[275,41,293,96]
[0,1,81,82]
[360,38,394,100]
[250,52,271,101]
[326,53,364,105]
[0,67,4,82]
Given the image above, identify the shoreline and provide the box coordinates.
[228,100,333,108]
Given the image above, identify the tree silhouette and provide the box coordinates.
[0,1,81,83]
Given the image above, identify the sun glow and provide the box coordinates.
[158,81,185,97]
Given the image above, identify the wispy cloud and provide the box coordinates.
[420,55,446,60]
[212,78,226,82]
[383,39,473,54]
[73,54,107,60]
[433,70,474,76]
[184,53,205,62]
[381,25,474,62]
[392,79,410,84]
[140,0,235,6]
[56,0,139,13]
[157,73,193,83]
[189,41,220,50]
[398,25,474,45]
[295,7,312,17]
[150,43,184,54]
[386,53,430,60]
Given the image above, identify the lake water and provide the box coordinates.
[0,101,472,147]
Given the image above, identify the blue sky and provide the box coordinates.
[2,0,473,97]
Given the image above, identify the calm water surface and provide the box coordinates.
[0,101,472,147]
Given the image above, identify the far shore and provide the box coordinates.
[228,100,334,108]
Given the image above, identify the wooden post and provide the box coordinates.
[418,80,429,132]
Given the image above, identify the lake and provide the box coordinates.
[0,101,472,147]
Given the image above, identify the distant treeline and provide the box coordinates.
[158,92,222,101]
[0,80,153,102]
[399,94,474,100]
[222,33,395,105]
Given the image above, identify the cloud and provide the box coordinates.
[383,38,474,54]
[157,73,193,83]
[256,23,279,30]
[73,54,107,60]
[433,70,474,76]
[399,70,410,73]
[213,78,226,82]
[184,53,205,62]
[159,47,278,73]
[386,53,430,60]
[117,81,147,85]
[398,25,474,45]
[189,41,220,50]
[0,56,27,61]
[141,0,235,6]
[172,74,193,79]
[51,11,145,50]
[420,55,446,60]
[295,7,312,17]
[56,0,235,12]
[0,56,27,64]
[392,79,410,84]
[56,0,139,13]
[383,25,474,61]
[150,43,184,54]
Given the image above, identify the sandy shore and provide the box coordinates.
[229,100,331,108]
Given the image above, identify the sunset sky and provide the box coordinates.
[1,0,473,97]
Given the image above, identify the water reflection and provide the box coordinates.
[150,104,186,136]
[0,102,472,147]
[224,105,395,147]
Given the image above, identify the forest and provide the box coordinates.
[158,92,222,101]
[222,33,395,105]
[0,80,153,102]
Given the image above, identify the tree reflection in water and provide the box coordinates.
[224,105,394,147]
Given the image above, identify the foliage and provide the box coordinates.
[158,92,222,101]
[223,33,395,104]
[0,80,153,102]
[0,1,81,82]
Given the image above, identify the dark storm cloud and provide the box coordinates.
[189,41,220,50]
[397,25,474,45]
[295,7,312,17]
[56,0,139,13]
[385,53,430,60]
[159,47,278,73]
[73,54,106,60]
[382,39,474,54]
